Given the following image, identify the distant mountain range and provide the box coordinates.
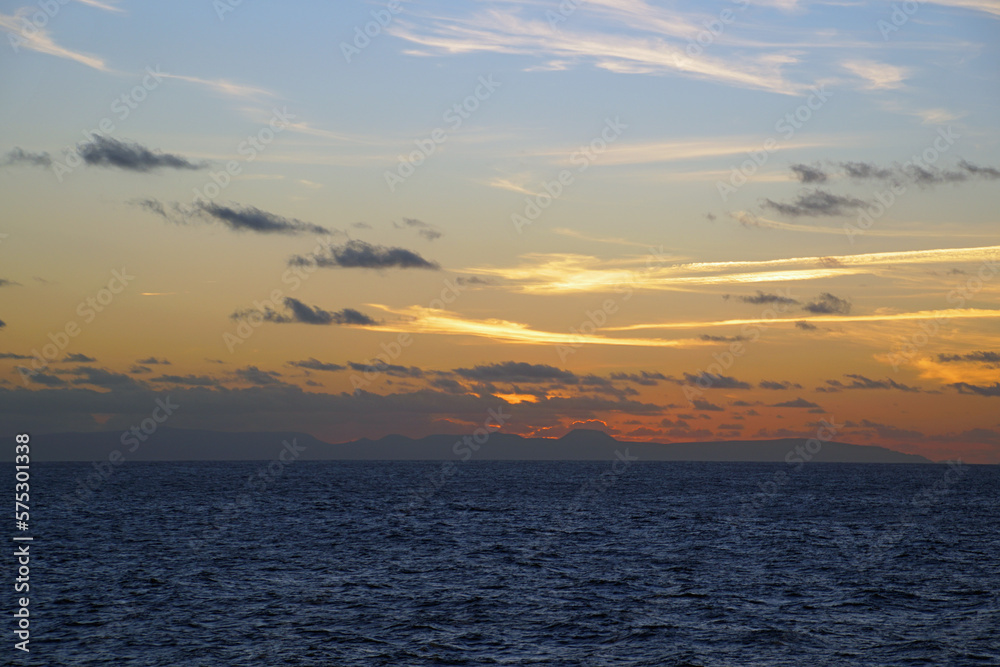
[28,427,933,463]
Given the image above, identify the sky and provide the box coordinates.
[1,0,998,462]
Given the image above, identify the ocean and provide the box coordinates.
[25,460,1000,665]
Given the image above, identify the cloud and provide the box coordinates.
[840,374,921,392]
[62,353,96,363]
[684,372,752,389]
[841,60,909,90]
[78,136,204,172]
[134,199,331,236]
[762,189,866,217]
[789,163,827,183]
[759,380,802,390]
[231,297,378,326]
[692,399,724,412]
[2,148,52,168]
[234,366,285,386]
[65,367,143,389]
[0,352,33,360]
[609,371,671,386]
[137,357,171,365]
[699,334,746,342]
[455,276,493,286]
[453,361,577,384]
[388,3,803,95]
[738,291,799,305]
[394,217,443,241]
[938,351,1000,364]
[150,374,218,386]
[191,202,330,235]
[803,292,851,315]
[0,11,107,71]
[0,279,21,288]
[802,160,1000,187]
[772,398,821,408]
[348,362,424,378]
[952,382,1000,397]
[795,321,818,330]
[290,240,440,270]
[287,358,346,372]
[26,372,67,386]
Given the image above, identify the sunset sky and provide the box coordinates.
[1,0,998,462]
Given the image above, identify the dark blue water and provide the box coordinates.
[24,461,1000,665]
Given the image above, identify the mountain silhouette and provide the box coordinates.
[29,427,934,463]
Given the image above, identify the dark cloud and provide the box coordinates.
[135,198,331,236]
[938,351,1000,365]
[856,419,924,441]
[0,382,665,438]
[692,399,724,412]
[795,321,818,330]
[803,292,851,315]
[394,217,443,241]
[284,299,378,326]
[62,353,97,363]
[235,366,285,386]
[195,202,330,235]
[759,380,802,390]
[738,291,799,306]
[150,374,218,386]
[2,147,52,168]
[684,372,751,390]
[455,276,493,286]
[287,358,346,372]
[27,372,67,387]
[290,240,439,270]
[952,382,1000,397]
[348,361,424,378]
[790,163,827,183]
[0,319,5,329]
[454,361,576,384]
[79,135,204,172]
[0,352,33,360]
[232,298,378,326]
[129,365,152,374]
[839,162,895,180]
[351,221,372,229]
[0,279,22,287]
[842,374,921,392]
[610,371,671,386]
[772,398,821,408]
[430,377,467,393]
[137,357,171,365]
[699,334,747,342]
[837,160,1000,186]
[762,189,866,217]
[65,367,143,389]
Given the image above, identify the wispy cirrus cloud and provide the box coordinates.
[841,59,909,90]
[367,305,715,349]
[461,245,1000,295]
[0,10,108,71]
[389,3,805,95]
